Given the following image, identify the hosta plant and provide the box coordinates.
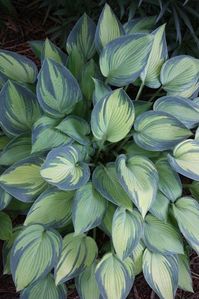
[0,4,199,299]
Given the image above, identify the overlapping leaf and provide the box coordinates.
[124,16,156,34]
[0,211,12,240]
[178,254,193,292]
[41,38,67,64]
[92,78,111,105]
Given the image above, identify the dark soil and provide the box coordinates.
[0,1,199,298]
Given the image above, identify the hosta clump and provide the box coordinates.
[0,4,199,299]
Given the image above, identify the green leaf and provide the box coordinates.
[66,13,96,60]
[143,249,178,299]
[41,38,67,64]
[92,78,111,105]
[141,24,167,88]
[155,157,182,202]
[0,135,31,165]
[178,254,193,292]
[154,95,199,129]
[112,207,143,260]
[0,211,12,240]
[0,81,42,137]
[123,142,160,159]
[160,55,199,98]
[134,100,152,118]
[56,115,90,145]
[0,135,10,150]
[41,144,90,190]
[80,59,100,101]
[28,40,44,59]
[76,263,100,299]
[168,139,199,180]
[189,181,199,201]
[91,88,135,143]
[24,187,74,228]
[116,154,158,218]
[0,156,47,202]
[95,3,124,52]
[95,253,134,299]
[144,214,184,255]
[32,115,72,153]
[100,202,116,237]
[0,50,37,83]
[134,111,192,151]
[172,196,199,255]
[55,233,97,285]
[11,224,62,291]
[124,16,156,34]
[100,33,153,86]
[149,191,169,221]
[72,182,106,234]
[131,241,145,275]
[20,274,67,299]
[92,163,133,210]
[0,187,12,210]
[37,59,82,117]
[67,46,85,80]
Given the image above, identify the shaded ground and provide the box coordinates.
[0,1,199,298]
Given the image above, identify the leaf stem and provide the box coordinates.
[93,228,97,240]
[135,81,145,101]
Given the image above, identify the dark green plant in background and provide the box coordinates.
[0,3,199,299]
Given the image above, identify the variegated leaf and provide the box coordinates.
[72,182,106,234]
[95,253,134,299]
[0,156,47,202]
[124,16,156,34]
[123,142,160,159]
[143,214,184,255]
[91,88,135,143]
[11,224,62,291]
[178,254,193,292]
[55,233,97,284]
[149,191,169,221]
[24,187,74,228]
[37,59,82,117]
[0,81,42,137]
[168,139,199,180]
[116,154,158,218]
[66,13,96,60]
[95,3,124,52]
[92,78,111,105]
[0,50,37,83]
[0,187,12,210]
[100,33,153,86]
[100,202,116,237]
[134,111,192,151]
[131,241,145,275]
[41,145,90,190]
[143,249,178,299]
[112,207,143,260]
[41,38,67,64]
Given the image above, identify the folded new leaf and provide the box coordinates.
[10,224,62,291]
[178,254,193,292]
[55,233,97,285]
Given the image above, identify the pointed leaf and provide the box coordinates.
[41,145,90,190]
[172,196,199,255]
[141,24,168,88]
[95,3,124,52]
[160,55,199,98]
[0,211,12,240]
[100,33,153,86]
[41,38,67,64]
[24,187,74,228]
[0,156,47,202]
[55,233,98,284]
[178,254,193,292]
[134,111,192,151]
[116,154,158,217]
[0,187,12,210]
[155,157,182,201]
[32,115,72,153]
[154,95,199,129]
[143,249,178,299]
[66,13,96,60]
[112,207,143,260]
[11,224,62,291]
[0,81,42,137]
[124,16,156,34]
[144,214,184,255]
[0,50,37,83]
[95,253,134,299]
[0,135,31,166]
[149,191,169,221]
[56,115,90,145]
[100,202,116,237]
[67,46,85,79]
[20,274,67,299]
[91,89,135,143]
[92,163,133,210]
[131,242,145,275]
[72,182,106,234]
[92,78,111,105]
[76,263,100,299]
[37,59,82,117]
[168,139,199,180]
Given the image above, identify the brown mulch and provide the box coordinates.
[0,1,199,298]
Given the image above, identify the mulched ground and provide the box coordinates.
[0,1,199,298]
